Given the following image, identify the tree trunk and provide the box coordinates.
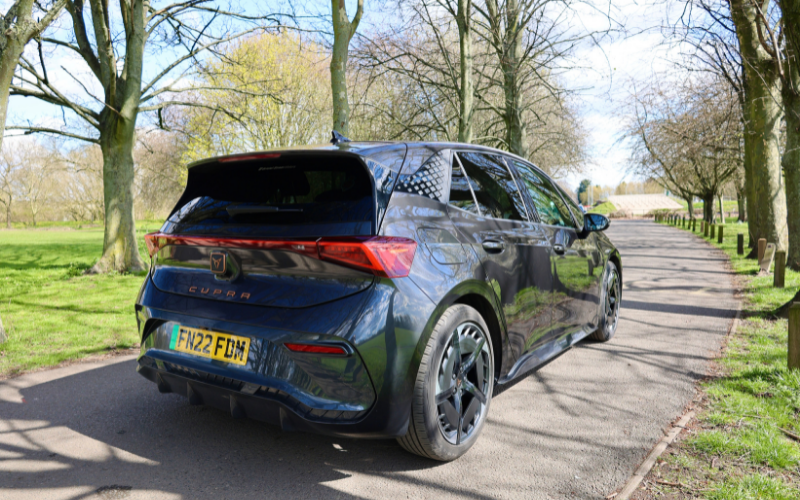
[718,194,724,223]
[501,0,527,157]
[685,196,694,220]
[780,0,800,272]
[90,112,146,274]
[743,106,758,249]
[748,71,788,248]
[736,187,746,222]
[455,0,473,143]
[330,0,363,137]
[731,0,788,253]
[785,95,800,271]
[0,38,25,154]
[703,193,714,223]
[5,201,9,228]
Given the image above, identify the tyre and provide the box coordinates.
[589,260,621,342]
[397,304,494,461]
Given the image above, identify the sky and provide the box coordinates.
[557,0,687,190]
[4,0,690,192]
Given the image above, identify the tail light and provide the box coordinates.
[144,233,417,278]
[318,237,417,278]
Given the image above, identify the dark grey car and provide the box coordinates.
[136,139,621,461]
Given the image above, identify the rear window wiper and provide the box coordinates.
[226,205,304,216]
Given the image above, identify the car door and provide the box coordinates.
[556,185,605,331]
[507,159,587,341]
[444,151,555,373]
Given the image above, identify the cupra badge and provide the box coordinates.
[210,251,227,275]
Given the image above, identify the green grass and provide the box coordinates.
[671,199,741,213]
[588,201,616,215]
[3,219,164,231]
[653,218,800,497]
[0,223,161,376]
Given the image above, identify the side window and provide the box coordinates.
[511,160,574,228]
[448,158,480,214]
[558,186,584,228]
[455,152,528,221]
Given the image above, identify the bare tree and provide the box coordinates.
[11,141,59,226]
[625,76,742,222]
[672,1,758,233]
[473,0,597,158]
[0,0,66,153]
[8,1,281,273]
[134,130,187,220]
[352,1,587,176]
[60,144,104,222]
[331,0,364,135]
[0,145,21,228]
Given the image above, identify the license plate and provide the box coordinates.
[169,324,250,366]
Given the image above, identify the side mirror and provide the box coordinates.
[584,213,610,233]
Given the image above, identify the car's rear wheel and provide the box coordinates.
[397,304,494,461]
[590,260,621,342]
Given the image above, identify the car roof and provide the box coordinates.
[186,140,540,177]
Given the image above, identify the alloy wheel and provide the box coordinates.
[435,321,492,445]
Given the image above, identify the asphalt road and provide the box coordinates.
[0,220,738,500]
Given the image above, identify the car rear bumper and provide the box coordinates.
[134,276,438,438]
[136,363,384,436]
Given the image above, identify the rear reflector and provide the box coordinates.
[144,233,417,278]
[284,343,348,355]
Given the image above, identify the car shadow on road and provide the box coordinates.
[0,359,497,500]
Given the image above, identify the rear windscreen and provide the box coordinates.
[165,156,375,236]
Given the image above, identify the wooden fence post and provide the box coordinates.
[737,233,744,255]
[692,219,697,232]
[790,303,800,370]
[774,251,786,288]
[718,225,724,243]
[710,224,716,239]
[703,221,708,236]
[758,238,767,263]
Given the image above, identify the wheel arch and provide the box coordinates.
[414,280,508,382]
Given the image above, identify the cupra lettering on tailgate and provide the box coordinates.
[188,286,251,300]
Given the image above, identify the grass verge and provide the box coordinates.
[0,222,160,377]
[639,218,800,499]
[589,201,616,215]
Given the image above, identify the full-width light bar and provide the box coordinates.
[144,233,417,278]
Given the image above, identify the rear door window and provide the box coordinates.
[453,152,528,221]
[448,158,480,214]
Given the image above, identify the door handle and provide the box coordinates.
[482,240,505,253]
[553,244,566,255]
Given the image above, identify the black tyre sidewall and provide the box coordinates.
[594,261,620,342]
[419,305,494,461]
